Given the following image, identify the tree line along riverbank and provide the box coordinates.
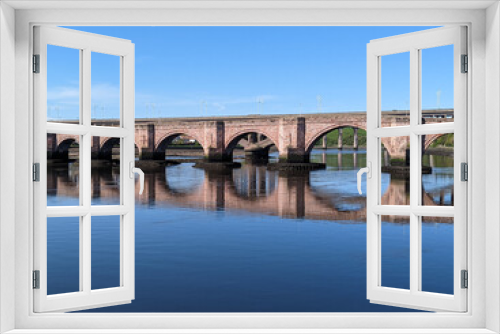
[313,129,453,151]
[314,128,367,148]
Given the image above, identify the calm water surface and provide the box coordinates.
[46,148,454,312]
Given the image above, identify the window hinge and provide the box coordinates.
[461,162,468,181]
[461,270,468,289]
[33,54,40,73]
[33,270,40,289]
[461,54,468,73]
[33,163,40,182]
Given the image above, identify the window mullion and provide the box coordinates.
[82,48,91,210]
[81,133,92,293]
[409,47,420,294]
[81,214,91,293]
[365,49,380,296]
[81,48,92,294]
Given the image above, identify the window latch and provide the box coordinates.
[129,161,144,195]
[357,162,371,195]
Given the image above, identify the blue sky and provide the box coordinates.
[47,26,453,120]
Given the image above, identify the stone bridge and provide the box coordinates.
[47,110,453,162]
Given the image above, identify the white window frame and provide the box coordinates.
[33,25,136,313]
[1,1,499,333]
[366,26,468,313]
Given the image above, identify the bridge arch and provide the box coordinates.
[421,133,454,206]
[423,133,452,152]
[54,135,79,160]
[224,130,280,159]
[380,133,451,161]
[98,138,140,159]
[305,125,367,154]
[155,132,205,160]
[100,137,121,160]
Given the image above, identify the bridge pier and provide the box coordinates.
[279,148,310,163]
[247,133,257,144]
[277,117,310,163]
[205,121,234,163]
[353,128,358,150]
[140,124,156,160]
[338,128,343,150]
[92,136,101,159]
[388,150,409,165]
[47,133,57,159]
[206,149,233,162]
[322,135,328,149]
[244,148,269,164]
[381,136,410,165]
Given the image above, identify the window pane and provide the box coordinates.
[380,136,410,205]
[380,52,410,127]
[421,134,454,206]
[91,216,120,290]
[47,133,80,206]
[91,136,121,205]
[91,52,121,126]
[381,215,410,290]
[47,45,80,124]
[47,217,80,295]
[421,216,454,294]
[421,45,454,122]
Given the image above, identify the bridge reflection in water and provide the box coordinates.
[47,149,454,222]
[48,148,455,312]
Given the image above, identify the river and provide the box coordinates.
[46,148,454,312]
